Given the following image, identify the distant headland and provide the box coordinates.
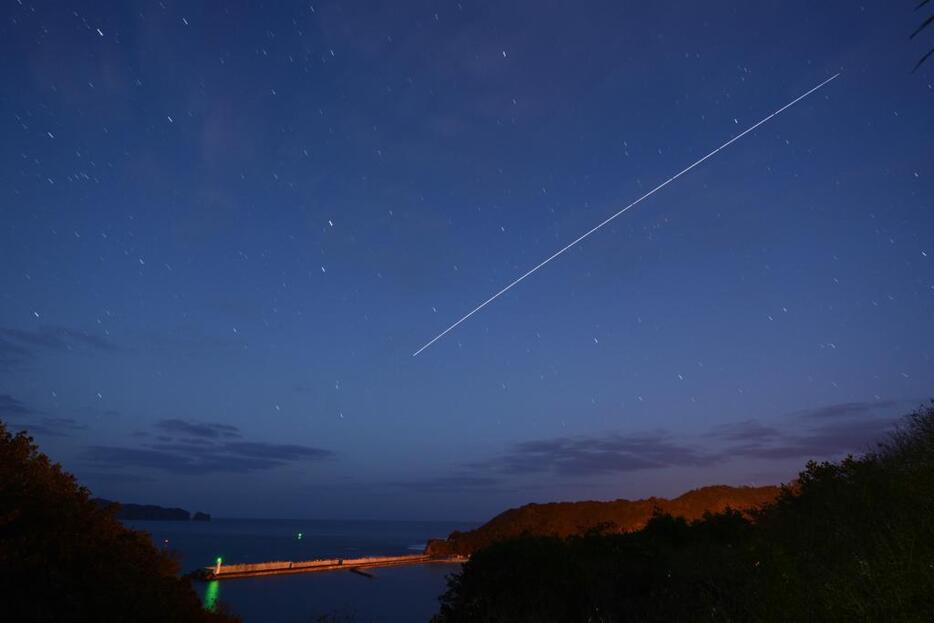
[92,498,211,522]
[425,484,780,557]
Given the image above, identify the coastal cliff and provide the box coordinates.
[425,484,779,557]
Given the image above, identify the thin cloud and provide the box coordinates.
[725,417,897,460]
[0,338,30,369]
[387,474,511,494]
[76,471,156,484]
[84,445,287,474]
[0,325,116,370]
[462,401,905,482]
[223,441,331,460]
[705,419,783,443]
[0,394,37,417]
[155,418,241,439]
[83,418,334,475]
[479,432,718,477]
[7,417,87,438]
[717,400,904,460]
[0,325,116,351]
[794,400,899,420]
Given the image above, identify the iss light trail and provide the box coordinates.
[412,73,840,357]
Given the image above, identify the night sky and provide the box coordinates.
[2,1,932,521]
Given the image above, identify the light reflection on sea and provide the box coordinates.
[125,518,474,623]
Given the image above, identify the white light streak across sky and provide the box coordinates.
[413,74,841,357]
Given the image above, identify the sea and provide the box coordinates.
[123,518,477,623]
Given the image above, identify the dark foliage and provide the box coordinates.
[0,420,238,623]
[433,403,934,622]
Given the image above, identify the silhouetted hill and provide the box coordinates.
[426,484,779,556]
[432,403,934,622]
[92,498,211,521]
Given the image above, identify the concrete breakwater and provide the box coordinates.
[199,553,467,580]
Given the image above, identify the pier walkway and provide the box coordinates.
[202,553,467,580]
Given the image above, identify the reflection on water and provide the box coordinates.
[127,518,475,622]
[193,563,458,623]
[203,580,220,612]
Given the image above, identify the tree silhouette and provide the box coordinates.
[0,420,238,623]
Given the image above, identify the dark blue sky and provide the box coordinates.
[1,1,932,520]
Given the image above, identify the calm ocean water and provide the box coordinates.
[125,518,476,623]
